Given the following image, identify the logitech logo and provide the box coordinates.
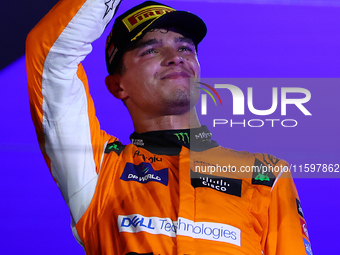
[133,149,162,163]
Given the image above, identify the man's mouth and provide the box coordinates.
[161,71,191,80]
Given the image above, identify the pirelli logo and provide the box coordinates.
[122,5,175,32]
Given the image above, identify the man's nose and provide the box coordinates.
[162,49,184,66]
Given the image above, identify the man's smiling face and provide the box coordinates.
[118,28,201,117]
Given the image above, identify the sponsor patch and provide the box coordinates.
[105,141,125,155]
[120,162,168,186]
[303,238,313,255]
[173,132,190,143]
[118,214,241,246]
[194,131,212,141]
[296,199,304,218]
[109,47,118,64]
[300,218,309,239]
[191,171,242,197]
[177,217,241,246]
[133,149,162,163]
[118,214,176,237]
[131,138,145,146]
[122,5,175,32]
[251,158,276,187]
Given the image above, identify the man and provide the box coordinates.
[26,0,312,254]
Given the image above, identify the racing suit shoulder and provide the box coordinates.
[263,169,311,254]
[248,152,311,254]
[199,146,311,254]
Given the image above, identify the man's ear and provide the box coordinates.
[105,74,128,100]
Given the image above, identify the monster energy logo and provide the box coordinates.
[174,132,190,143]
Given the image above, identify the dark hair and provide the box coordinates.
[114,58,127,75]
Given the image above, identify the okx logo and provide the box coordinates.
[197,82,223,115]
[120,162,169,186]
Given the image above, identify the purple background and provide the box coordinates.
[1,0,339,254]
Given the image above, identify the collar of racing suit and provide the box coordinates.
[129,125,219,155]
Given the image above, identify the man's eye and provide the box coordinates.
[141,48,157,56]
[178,46,194,52]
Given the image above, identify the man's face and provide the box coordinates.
[118,28,201,117]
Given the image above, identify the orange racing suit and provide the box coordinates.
[26,0,312,254]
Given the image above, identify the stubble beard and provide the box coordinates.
[161,87,198,116]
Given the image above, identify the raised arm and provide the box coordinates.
[26,0,121,225]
